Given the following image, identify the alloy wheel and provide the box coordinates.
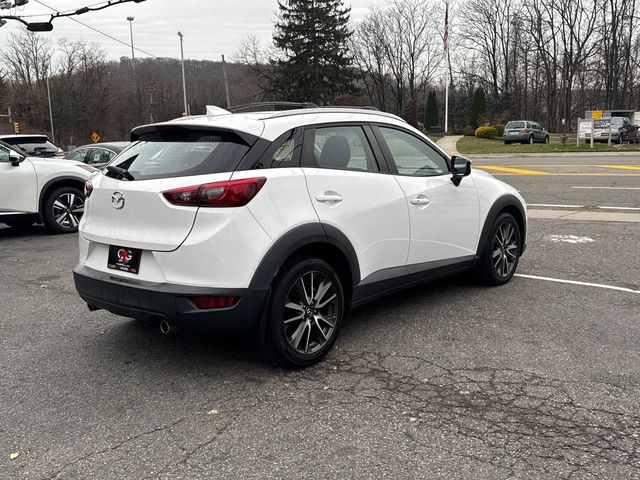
[282,271,338,355]
[52,192,84,229]
[492,221,518,278]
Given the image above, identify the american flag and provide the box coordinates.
[444,1,449,54]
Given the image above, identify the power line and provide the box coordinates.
[32,0,158,58]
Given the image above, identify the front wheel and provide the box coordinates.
[42,186,85,234]
[544,135,550,144]
[477,212,521,285]
[268,258,345,368]
[529,135,535,144]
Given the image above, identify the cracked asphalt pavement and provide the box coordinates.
[1,165,640,479]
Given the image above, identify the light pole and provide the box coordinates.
[45,75,55,144]
[127,16,135,75]
[178,31,188,115]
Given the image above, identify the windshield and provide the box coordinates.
[108,129,251,181]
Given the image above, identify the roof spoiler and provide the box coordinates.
[206,105,231,116]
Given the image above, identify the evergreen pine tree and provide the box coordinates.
[469,87,487,129]
[424,90,439,129]
[271,0,354,105]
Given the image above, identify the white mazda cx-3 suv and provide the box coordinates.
[74,108,527,367]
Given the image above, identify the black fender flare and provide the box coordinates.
[38,175,87,213]
[249,222,360,291]
[476,194,527,257]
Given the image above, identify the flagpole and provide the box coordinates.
[443,0,449,134]
[444,69,449,134]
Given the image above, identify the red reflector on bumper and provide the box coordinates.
[191,296,239,310]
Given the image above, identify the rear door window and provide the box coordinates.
[109,129,252,181]
[302,125,379,172]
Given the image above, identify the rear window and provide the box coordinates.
[109,129,252,181]
[506,121,525,129]
[3,136,48,145]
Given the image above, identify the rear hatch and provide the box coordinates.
[81,126,258,251]
[505,121,526,135]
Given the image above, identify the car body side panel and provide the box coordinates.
[0,158,38,213]
[471,169,528,251]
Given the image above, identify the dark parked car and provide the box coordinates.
[503,121,549,144]
[65,142,129,169]
[0,134,64,157]
[620,123,640,144]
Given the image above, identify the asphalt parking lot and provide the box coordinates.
[1,154,639,479]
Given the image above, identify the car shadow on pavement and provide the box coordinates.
[0,224,50,239]
[87,272,483,372]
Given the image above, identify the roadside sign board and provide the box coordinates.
[91,131,100,143]
[578,119,592,139]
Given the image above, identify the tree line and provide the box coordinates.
[1,0,639,145]
[0,32,259,146]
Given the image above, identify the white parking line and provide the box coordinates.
[571,186,640,190]
[515,274,640,295]
[528,203,640,211]
[528,203,583,208]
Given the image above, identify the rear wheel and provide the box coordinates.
[529,135,535,144]
[544,135,550,144]
[42,186,85,234]
[477,212,521,285]
[267,258,344,368]
[504,140,511,145]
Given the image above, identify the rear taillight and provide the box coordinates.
[522,128,529,133]
[55,150,65,157]
[84,179,93,198]
[190,296,239,309]
[163,177,266,208]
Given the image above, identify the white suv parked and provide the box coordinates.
[73,108,527,367]
[0,140,94,233]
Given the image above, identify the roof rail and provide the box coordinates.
[228,102,318,113]
[259,107,406,123]
[322,105,380,111]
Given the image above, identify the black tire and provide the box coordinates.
[529,135,535,144]
[42,186,85,234]
[504,140,511,145]
[544,135,550,144]
[3,216,35,229]
[477,212,521,286]
[267,257,345,368]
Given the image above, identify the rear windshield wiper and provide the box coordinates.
[106,165,135,181]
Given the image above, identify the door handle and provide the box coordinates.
[410,195,430,206]
[315,193,343,203]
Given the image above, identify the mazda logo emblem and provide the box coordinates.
[112,192,125,209]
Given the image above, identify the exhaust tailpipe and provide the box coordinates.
[159,319,172,335]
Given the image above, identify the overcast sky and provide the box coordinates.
[0,0,385,62]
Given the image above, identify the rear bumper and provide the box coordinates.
[503,134,528,142]
[73,264,268,332]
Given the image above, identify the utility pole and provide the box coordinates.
[45,76,55,143]
[222,54,231,109]
[127,16,135,75]
[178,31,188,115]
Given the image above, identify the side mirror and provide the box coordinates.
[451,156,472,186]
[9,150,24,167]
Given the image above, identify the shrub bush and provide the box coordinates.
[493,124,505,137]
[475,125,498,139]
